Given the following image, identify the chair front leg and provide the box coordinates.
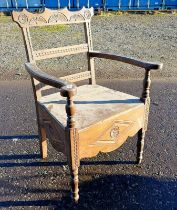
[137,129,145,164]
[137,69,151,164]
[60,84,79,202]
[69,164,79,203]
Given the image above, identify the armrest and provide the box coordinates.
[25,63,77,94]
[89,51,163,70]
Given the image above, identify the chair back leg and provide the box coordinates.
[39,126,47,159]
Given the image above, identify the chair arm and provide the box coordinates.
[25,63,77,94]
[89,51,163,70]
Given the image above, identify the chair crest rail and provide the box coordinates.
[12,7,94,28]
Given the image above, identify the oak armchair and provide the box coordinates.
[12,8,162,202]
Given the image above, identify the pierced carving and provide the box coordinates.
[29,16,47,25]
[18,14,28,24]
[48,13,68,23]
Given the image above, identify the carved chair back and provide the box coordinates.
[12,8,95,99]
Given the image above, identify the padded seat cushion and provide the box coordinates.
[39,85,144,130]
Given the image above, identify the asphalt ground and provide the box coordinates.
[0,79,177,209]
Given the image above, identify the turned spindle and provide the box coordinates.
[61,85,79,203]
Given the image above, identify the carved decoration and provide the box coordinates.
[142,69,151,131]
[48,13,68,23]
[12,7,94,27]
[18,14,28,24]
[110,126,119,139]
[90,120,134,146]
[34,44,88,60]
[144,97,150,131]
[70,14,85,22]
[73,128,79,168]
[84,10,91,19]
[60,71,91,83]
[29,16,47,25]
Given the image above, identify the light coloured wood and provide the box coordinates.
[60,84,79,202]
[78,105,144,159]
[60,71,91,83]
[12,7,94,28]
[84,22,96,84]
[40,127,47,159]
[33,44,89,60]
[39,105,66,154]
[12,7,163,203]
[39,85,144,129]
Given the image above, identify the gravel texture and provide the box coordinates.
[0,79,177,209]
[1,14,177,80]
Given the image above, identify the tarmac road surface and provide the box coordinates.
[0,79,177,210]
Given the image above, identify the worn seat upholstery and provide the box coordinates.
[12,7,162,203]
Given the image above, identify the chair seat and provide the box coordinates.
[38,85,144,130]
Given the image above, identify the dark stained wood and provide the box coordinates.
[137,129,145,164]
[89,51,163,70]
[25,63,70,89]
[12,7,163,203]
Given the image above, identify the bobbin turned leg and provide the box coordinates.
[137,129,145,164]
[137,68,151,164]
[69,166,79,203]
[60,84,79,202]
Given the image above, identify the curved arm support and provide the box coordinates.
[25,62,77,128]
[89,51,163,70]
[25,62,70,89]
